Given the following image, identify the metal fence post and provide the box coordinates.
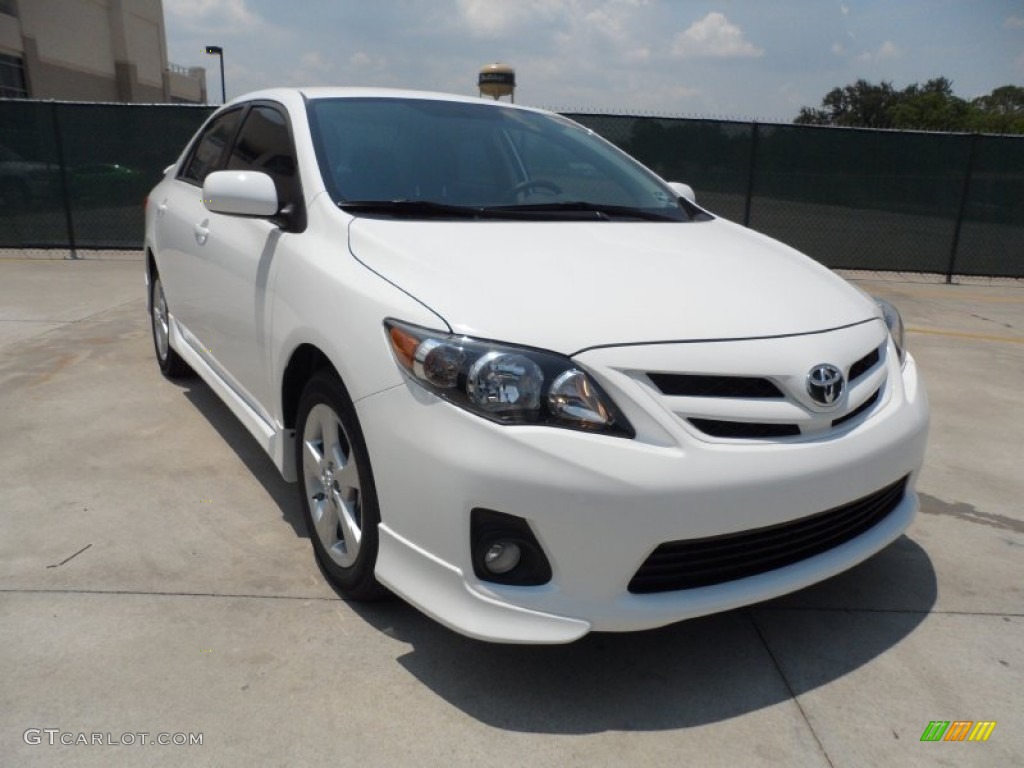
[50,101,78,259]
[743,121,759,227]
[945,132,979,283]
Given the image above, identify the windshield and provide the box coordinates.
[307,97,697,221]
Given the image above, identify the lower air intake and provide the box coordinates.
[628,475,908,594]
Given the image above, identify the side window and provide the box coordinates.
[226,106,299,204]
[180,108,242,184]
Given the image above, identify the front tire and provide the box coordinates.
[296,371,387,600]
[150,275,191,378]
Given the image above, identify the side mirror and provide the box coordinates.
[668,181,696,204]
[203,170,279,217]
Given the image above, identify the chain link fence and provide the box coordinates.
[1,99,1021,277]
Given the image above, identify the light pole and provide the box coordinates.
[204,45,225,104]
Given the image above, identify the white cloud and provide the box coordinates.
[779,82,803,107]
[624,46,651,62]
[349,52,372,68]
[455,0,566,38]
[840,3,849,16]
[300,52,329,72]
[831,42,845,55]
[1004,16,1024,29]
[856,40,902,61]
[671,12,763,59]
[877,40,902,59]
[164,0,266,35]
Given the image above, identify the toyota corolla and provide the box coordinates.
[144,88,929,643]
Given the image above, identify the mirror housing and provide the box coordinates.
[668,181,696,204]
[203,170,279,217]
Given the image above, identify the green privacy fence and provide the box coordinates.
[0,100,214,250]
[1,99,1021,277]
[567,114,1023,278]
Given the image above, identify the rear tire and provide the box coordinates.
[296,370,387,600]
[150,275,191,378]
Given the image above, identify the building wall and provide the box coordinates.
[0,12,21,53]
[126,9,162,87]
[167,67,205,103]
[0,0,205,103]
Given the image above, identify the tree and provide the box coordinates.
[972,85,1024,115]
[969,85,1024,134]
[795,79,902,129]
[794,78,1024,134]
[889,78,971,131]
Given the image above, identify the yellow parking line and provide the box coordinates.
[901,292,1024,303]
[907,327,1024,344]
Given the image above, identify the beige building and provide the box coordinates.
[0,0,206,103]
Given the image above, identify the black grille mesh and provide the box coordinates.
[649,373,784,399]
[688,419,800,439]
[628,475,908,593]
[832,389,881,428]
[849,347,882,382]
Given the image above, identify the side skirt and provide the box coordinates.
[168,314,297,482]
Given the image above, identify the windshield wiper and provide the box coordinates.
[339,199,683,222]
[339,199,487,218]
[481,201,681,221]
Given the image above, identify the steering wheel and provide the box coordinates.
[509,179,563,198]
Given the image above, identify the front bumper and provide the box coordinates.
[357,343,929,644]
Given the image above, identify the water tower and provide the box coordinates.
[478,63,516,102]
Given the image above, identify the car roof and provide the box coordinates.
[224,86,549,115]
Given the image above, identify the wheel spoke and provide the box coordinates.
[333,487,362,555]
[302,438,323,480]
[313,495,339,548]
[334,455,360,495]
[320,412,340,465]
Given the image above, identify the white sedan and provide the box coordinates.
[144,87,929,643]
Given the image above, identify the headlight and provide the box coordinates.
[875,297,906,366]
[385,319,634,437]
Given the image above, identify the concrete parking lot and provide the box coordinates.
[1,251,1021,767]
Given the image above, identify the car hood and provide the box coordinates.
[348,217,877,354]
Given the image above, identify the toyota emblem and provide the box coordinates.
[807,364,844,406]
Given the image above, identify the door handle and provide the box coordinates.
[156,200,168,216]
[193,220,210,245]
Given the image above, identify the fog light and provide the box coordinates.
[471,508,552,586]
[483,541,521,574]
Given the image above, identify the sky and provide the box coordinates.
[164,0,1024,121]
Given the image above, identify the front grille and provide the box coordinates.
[688,419,800,439]
[849,346,881,382]
[648,373,784,399]
[628,475,909,594]
[831,388,880,428]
